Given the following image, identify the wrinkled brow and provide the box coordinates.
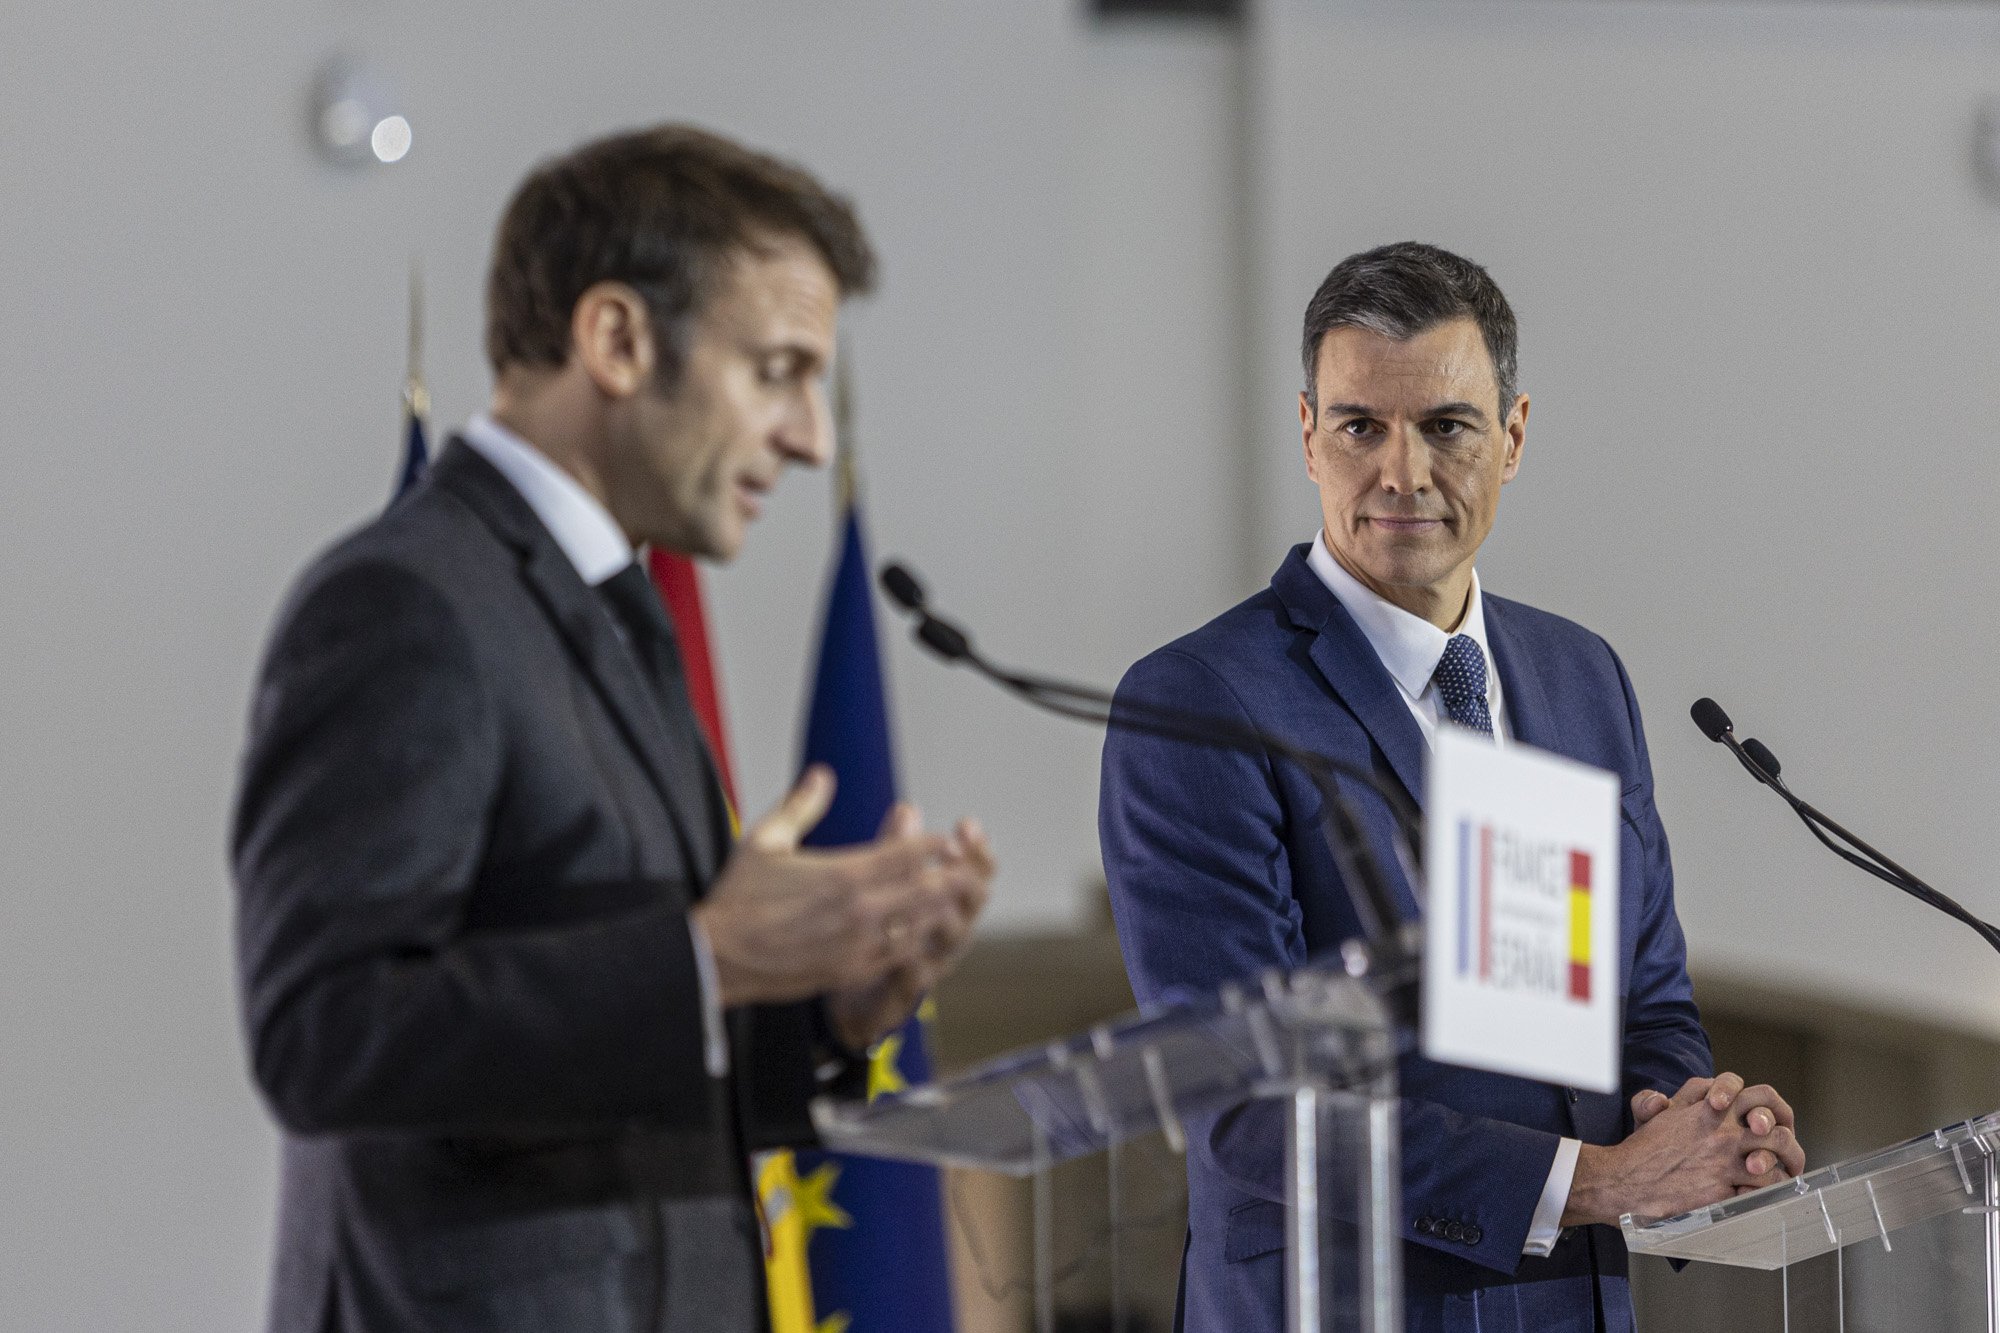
[1322,400,1490,425]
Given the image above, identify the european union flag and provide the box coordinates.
[794,496,956,1332]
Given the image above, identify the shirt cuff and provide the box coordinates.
[1524,1137,1581,1256]
[687,916,729,1080]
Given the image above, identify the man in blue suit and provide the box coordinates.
[1100,243,1804,1332]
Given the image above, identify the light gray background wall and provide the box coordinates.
[4,0,1998,1327]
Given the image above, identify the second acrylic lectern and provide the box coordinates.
[812,959,1409,1333]
[1623,1110,2000,1329]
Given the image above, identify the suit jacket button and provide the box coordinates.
[1442,1221,1464,1242]
[1464,1224,1483,1246]
[1414,1216,1434,1236]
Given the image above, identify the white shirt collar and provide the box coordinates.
[460,414,634,587]
[1306,530,1496,709]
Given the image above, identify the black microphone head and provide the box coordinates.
[916,616,971,662]
[1690,697,1733,742]
[1741,738,1781,780]
[879,562,926,613]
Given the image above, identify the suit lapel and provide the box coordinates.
[520,544,724,881]
[430,439,723,883]
[1483,595,1562,756]
[1271,547,1429,810]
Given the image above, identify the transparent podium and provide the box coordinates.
[813,957,1412,1333]
[1623,1110,2000,1329]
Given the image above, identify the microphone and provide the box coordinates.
[1688,697,1781,789]
[877,560,1425,1001]
[1740,739,1780,781]
[880,563,927,614]
[917,617,971,664]
[1690,698,2000,954]
[881,565,974,664]
[1689,696,1730,743]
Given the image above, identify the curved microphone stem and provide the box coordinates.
[881,564,1425,998]
[965,640,1418,952]
[1699,705,2000,955]
[1730,733,2000,950]
[1768,774,2000,954]
[989,663,1424,852]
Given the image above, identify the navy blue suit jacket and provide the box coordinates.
[1099,547,1712,1333]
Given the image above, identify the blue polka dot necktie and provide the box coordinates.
[1433,633,1495,737]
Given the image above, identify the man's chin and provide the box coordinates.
[1349,554,1448,589]
[638,523,736,564]
[700,521,746,564]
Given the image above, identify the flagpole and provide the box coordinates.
[833,352,856,513]
[404,258,429,422]
[391,259,432,503]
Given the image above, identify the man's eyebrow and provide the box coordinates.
[1321,400,1492,424]
[761,340,826,371]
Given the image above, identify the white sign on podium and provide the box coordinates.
[1421,726,1621,1093]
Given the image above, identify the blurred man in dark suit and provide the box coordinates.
[232,126,992,1333]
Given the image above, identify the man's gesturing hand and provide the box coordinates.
[1565,1071,1805,1227]
[825,804,994,1052]
[689,765,992,1011]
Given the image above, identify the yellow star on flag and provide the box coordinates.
[816,1315,852,1333]
[793,1159,853,1242]
[866,1033,909,1103]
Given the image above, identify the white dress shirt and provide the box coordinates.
[1305,531,1578,1256]
[461,415,731,1080]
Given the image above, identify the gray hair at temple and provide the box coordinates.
[1300,241,1519,418]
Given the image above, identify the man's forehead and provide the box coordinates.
[703,238,839,344]
[1314,319,1496,400]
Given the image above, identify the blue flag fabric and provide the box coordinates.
[796,503,956,1331]
[392,406,429,503]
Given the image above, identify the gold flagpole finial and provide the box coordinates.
[832,351,856,512]
[404,258,430,419]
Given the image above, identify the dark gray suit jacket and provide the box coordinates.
[233,440,857,1332]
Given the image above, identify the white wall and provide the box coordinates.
[0,5,1243,1327]
[713,18,1251,937]
[1250,0,2000,1040]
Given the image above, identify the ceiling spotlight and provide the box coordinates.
[371,115,413,164]
[310,57,411,170]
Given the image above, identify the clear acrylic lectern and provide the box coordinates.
[1623,1110,2000,1329]
[812,959,1409,1333]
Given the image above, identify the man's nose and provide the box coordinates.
[1379,429,1432,493]
[775,384,831,467]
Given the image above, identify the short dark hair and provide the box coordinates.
[485,124,876,384]
[1300,242,1518,417]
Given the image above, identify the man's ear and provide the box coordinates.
[569,282,656,399]
[1500,393,1528,483]
[1300,391,1320,482]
